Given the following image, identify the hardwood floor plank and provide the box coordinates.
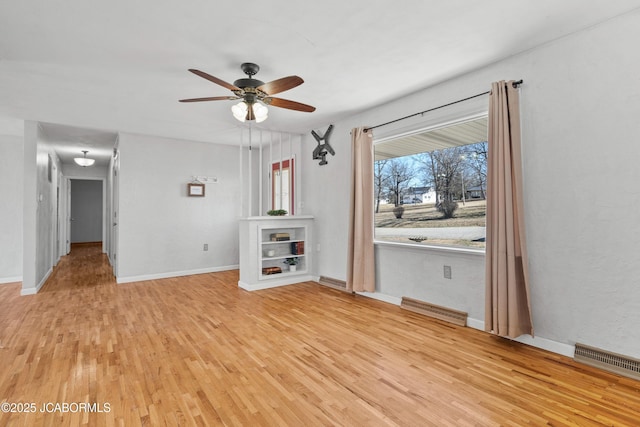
[1,244,640,426]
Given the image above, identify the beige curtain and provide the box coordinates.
[485,81,533,338]
[347,127,376,292]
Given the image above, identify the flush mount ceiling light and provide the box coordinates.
[180,62,314,123]
[74,150,95,167]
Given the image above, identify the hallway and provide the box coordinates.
[43,243,113,292]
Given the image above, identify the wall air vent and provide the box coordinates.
[401,297,467,326]
[317,276,347,291]
[574,343,640,381]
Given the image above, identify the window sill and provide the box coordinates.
[374,239,485,257]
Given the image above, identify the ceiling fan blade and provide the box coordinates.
[188,69,240,91]
[179,96,239,102]
[246,104,255,121]
[266,97,316,112]
[257,76,303,95]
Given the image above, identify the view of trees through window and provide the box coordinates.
[374,119,488,249]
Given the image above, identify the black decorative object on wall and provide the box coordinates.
[311,124,335,165]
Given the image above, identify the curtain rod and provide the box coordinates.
[364,80,523,132]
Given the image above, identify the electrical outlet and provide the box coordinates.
[203,244,208,251]
[444,265,452,279]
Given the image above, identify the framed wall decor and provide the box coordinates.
[188,183,205,197]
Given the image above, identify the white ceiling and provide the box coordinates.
[2,1,640,164]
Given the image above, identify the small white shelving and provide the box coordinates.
[239,216,314,291]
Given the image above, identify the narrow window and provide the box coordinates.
[272,158,294,214]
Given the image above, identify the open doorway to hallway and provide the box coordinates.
[69,179,103,249]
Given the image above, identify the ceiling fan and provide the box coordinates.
[179,62,315,123]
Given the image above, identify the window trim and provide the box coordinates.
[271,158,295,215]
[374,239,485,257]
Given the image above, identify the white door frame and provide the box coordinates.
[109,155,119,275]
[61,176,107,254]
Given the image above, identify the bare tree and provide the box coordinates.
[374,159,389,213]
[463,141,487,199]
[413,147,467,218]
[419,147,465,202]
[386,158,412,207]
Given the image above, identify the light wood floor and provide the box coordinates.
[1,245,639,426]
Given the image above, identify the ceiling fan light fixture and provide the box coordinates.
[253,103,268,123]
[74,150,95,167]
[182,64,314,122]
[232,101,268,123]
[231,101,248,122]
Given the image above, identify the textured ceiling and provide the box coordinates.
[2,1,640,164]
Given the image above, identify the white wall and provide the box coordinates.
[376,244,486,319]
[22,121,63,294]
[300,127,351,282]
[0,134,24,283]
[303,9,640,359]
[116,133,243,282]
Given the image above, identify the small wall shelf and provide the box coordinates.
[239,216,314,291]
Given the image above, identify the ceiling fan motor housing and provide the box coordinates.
[234,62,264,89]
[233,78,265,88]
[240,62,260,76]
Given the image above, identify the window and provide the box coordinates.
[374,115,487,249]
[272,158,294,215]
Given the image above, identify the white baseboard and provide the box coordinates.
[353,294,575,359]
[513,334,575,358]
[467,317,485,330]
[0,276,22,284]
[239,275,315,291]
[20,268,52,296]
[356,291,402,306]
[116,264,239,284]
[466,317,574,358]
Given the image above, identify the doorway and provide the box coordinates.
[69,179,103,246]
